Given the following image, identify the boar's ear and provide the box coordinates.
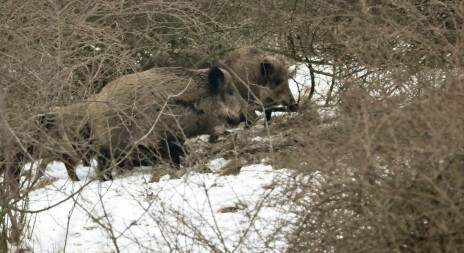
[208,66,225,94]
[260,59,274,77]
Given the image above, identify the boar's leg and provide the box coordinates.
[159,134,183,168]
[61,153,80,181]
[115,145,159,170]
[132,144,159,167]
[96,147,114,181]
[79,126,94,167]
[81,156,92,167]
[265,110,272,121]
[32,156,52,183]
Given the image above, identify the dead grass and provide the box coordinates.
[28,177,58,192]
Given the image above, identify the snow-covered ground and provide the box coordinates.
[14,159,319,253]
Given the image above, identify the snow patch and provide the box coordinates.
[18,160,320,252]
[207,158,230,172]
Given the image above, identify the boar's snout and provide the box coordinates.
[283,99,299,112]
[227,117,241,126]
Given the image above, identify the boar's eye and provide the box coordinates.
[221,87,235,100]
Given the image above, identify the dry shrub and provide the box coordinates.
[2,0,464,251]
[283,82,464,252]
[278,2,464,250]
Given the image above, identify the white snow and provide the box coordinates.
[289,63,334,106]
[206,158,230,172]
[14,159,316,253]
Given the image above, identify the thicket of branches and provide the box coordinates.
[1,0,463,252]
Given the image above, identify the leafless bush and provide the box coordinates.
[282,84,464,252]
[2,0,464,252]
[276,2,464,251]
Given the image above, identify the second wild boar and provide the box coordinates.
[222,47,298,121]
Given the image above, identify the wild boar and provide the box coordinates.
[222,47,298,121]
[32,104,94,181]
[1,103,94,190]
[86,65,247,180]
